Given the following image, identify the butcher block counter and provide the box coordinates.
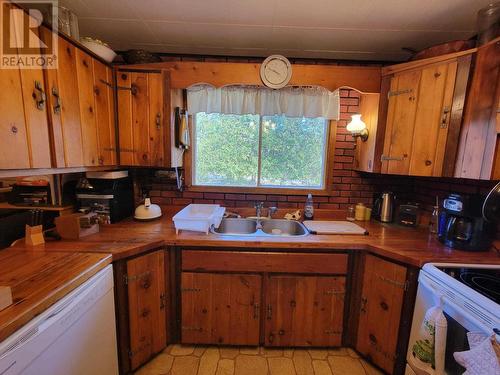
[7,208,500,266]
[0,249,111,342]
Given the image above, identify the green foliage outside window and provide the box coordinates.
[194,112,328,188]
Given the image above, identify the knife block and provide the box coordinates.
[25,224,45,246]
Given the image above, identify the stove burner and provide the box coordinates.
[459,271,500,304]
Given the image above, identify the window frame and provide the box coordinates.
[186,114,336,195]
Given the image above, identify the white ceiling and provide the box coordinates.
[61,0,490,61]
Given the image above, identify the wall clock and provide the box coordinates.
[260,55,292,89]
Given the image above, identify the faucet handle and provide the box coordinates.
[267,206,278,219]
[255,201,264,209]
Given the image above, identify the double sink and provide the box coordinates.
[211,218,309,237]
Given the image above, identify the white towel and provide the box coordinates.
[453,333,500,375]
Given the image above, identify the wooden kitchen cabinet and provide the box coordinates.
[181,272,262,345]
[356,254,407,374]
[0,5,51,170]
[93,61,117,166]
[265,275,345,347]
[380,59,464,177]
[41,27,117,169]
[454,38,500,180]
[76,50,100,166]
[114,249,169,373]
[117,70,169,167]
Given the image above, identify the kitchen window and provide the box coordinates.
[192,113,329,189]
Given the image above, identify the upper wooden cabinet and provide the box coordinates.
[117,70,170,167]
[380,58,467,177]
[0,21,117,172]
[0,5,51,170]
[454,39,500,179]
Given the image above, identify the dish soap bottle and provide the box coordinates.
[304,194,314,220]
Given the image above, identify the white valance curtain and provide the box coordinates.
[187,84,340,120]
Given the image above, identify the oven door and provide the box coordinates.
[406,272,491,375]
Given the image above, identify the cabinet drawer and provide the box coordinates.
[182,250,348,274]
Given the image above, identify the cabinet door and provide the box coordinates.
[0,66,30,169]
[18,26,51,168]
[148,72,165,166]
[181,272,261,345]
[75,49,99,166]
[356,254,407,374]
[409,61,458,176]
[381,70,421,174]
[48,34,84,167]
[131,72,150,166]
[117,71,134,165]
[93,60,116,166]
[127,250,167,371]
[265,275,345,347]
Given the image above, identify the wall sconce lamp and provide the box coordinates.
[346,114,369,142]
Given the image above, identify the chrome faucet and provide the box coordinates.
[254,202,264,218]
[267,206,277,219]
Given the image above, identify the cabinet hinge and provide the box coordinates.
[160,292,167,309]
[181,326,202,332]
[323,290,345,296]
[128,341,151,358]
[181,288,201,292]
[324,329,342,335]
[377,274,407,290]
[124,271,151,285]
[387,88,413,98]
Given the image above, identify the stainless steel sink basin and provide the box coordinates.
[212,218,309,237]
[261,219,308,236]
[213,218,257,235]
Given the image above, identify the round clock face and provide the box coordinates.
[260,55,292,89]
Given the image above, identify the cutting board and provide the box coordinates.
[303,220,368,235]
[0,286,12,311]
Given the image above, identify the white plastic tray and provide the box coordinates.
[173,204,226,234]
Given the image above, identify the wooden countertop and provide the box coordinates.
[0,249,111,342]
[9,209,500,267]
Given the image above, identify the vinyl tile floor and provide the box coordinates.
[134,345,384,375]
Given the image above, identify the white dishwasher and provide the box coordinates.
[0,265,118,375]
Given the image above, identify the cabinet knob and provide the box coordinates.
[142,154,148,161]
[141,308,150,318]
[369,333,377,344]
[52,87,61,114]
[11,125,18,134]
[380,301,389,311]
[140,277,151,289]
[98,157,104,165]
[425,160,432,166]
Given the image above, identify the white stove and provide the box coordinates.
[406,263,500,374]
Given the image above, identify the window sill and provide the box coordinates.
[188,185,330,196]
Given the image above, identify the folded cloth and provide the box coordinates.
[453,332,500,375]
[410,296,447,374]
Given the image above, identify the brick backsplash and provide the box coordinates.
[133,89,497,213]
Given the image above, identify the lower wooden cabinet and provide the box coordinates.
[181,272,261,345]
[115,249,169,373]
[356,254,407,374]
[265,275,345,347]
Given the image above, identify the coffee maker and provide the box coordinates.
[438,193,495,251]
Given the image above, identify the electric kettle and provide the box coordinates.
[373,192,395,223]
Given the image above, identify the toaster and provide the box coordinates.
[397,204,419,227]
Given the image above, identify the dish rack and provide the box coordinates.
[173,204,225,234]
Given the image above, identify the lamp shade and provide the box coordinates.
[346,114,367,134]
